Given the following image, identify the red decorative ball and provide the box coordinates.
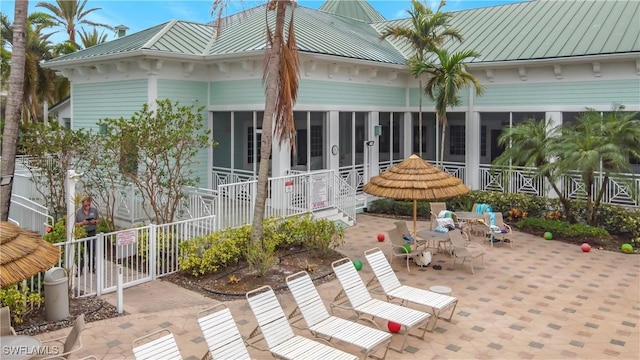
[581,243,591,252]
[387,321,401,333]
[377,233,385,242]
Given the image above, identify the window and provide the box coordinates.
[310,125,322,157]
[480,125,486,157]
[449,125,465,155]
[247,127,261,164]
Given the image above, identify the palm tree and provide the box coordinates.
[557,107,640,225]
[410,48,484,167]
[212,0,299,273]
[492,118,575,222]
[36,0,113,46]
[1,0,29,221]
[77,27,109,48]
[379,0,461,158]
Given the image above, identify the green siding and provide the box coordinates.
[210,79,265,105]
[408,87,471,108]
[475,79,640,107]
[73,80,148,130]
[158,79,210,187]
[298,80,405,107]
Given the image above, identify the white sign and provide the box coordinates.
[311,173,328,210]
[285,180,294,193]
[116,229,137,247]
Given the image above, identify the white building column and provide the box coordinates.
[366,112,380,180]
[545,111,563,198]
[402,112,412,158]
[327,111,340,172]
[465,111,481,190]
[271,131,291,177]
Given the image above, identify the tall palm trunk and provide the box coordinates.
[439,115,447,168]
[0,0,28,221]
[250,2,287,246]
[418,78,422,158]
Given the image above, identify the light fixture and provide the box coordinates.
[0,175,13,186]
[365,140,375,147]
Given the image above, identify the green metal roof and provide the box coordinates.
[318,0,385,23]
[376,0,640,63]
[47,1,639,67]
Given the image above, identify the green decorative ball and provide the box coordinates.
[543,232,553,240]
[402,244,412,254]
[621,243,633,254]
[353,260,363,271]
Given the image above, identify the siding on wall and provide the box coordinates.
[73,80,148,130]
[408,87,472,108]
[297,80,405,106]
[210,79,406,107]
[475,79,640,107]
[210,79,265,105]
[158,79,210,187]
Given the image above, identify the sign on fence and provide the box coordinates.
[116,229,138,260]
[311,173,328,209]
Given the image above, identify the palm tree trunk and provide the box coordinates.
[250,1,286,246]
[585,176,595,225]
[0,0,29,221]
[439,115,447,168]
[418,78,423,158]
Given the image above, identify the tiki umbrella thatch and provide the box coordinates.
[363,154,470,235]
[0,222,60,287]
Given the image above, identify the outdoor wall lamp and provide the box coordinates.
[365,140,375,147]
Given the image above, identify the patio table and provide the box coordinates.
[0,335,43,360]
[416,230,451,255]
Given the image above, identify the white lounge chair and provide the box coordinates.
[246,285,358,360]
[364,247,458,331]
[197,304,251,360]
[330,257,430,353]
[286,271,392,360]
[132,328,182,360]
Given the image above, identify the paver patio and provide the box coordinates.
[36,214,640,359]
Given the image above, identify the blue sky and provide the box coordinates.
[1,0,528,43]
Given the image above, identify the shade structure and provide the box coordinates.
[0,222,60,287]
[363,154,470,235]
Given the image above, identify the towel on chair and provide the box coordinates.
[438,210,454,219]
[436,218,456,228]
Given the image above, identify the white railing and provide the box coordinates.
[29,215,217,298]
[9,194,54,235]
[441,161,466,184]
[217,180,256,229]
[339,164,365,192]
[211,167,255,191]
[332,172,357,223]
[480,165,638,207]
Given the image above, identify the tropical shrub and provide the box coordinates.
[0,284,43,324]
[367,199,431,217]
[515,218,609,239]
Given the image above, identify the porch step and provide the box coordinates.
[312,207,354,228]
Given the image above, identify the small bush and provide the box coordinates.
[0,284,43,324]
[516,218,609,239]
[179,225,250,276]
[367,199,432,217]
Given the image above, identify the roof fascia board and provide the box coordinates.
[469,52,640,69]
[301,52,406,71]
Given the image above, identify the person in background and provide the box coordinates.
[75,196,100,272]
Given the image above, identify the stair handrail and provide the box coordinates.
[331,171,357,224]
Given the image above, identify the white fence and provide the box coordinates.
[216,170,357,230]
[24,215,217,298]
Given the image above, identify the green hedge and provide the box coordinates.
[515,218,609,239]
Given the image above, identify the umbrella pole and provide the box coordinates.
[413,200,418,237]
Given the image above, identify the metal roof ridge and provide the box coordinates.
[142,19,179,49]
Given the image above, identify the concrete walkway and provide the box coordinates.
[36,214,640,359]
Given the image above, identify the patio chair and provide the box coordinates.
[132,328,183,360]
[1,306,16,336]
[449,230,485,274]
[330,257,430,353]
[40,313,86,360]
[387,228,424,272]
[483,212,513,248]
[285,271,391,360]
[393,221,427,248]
[246,285,358,360]
[364,247,458,331]
[196,304,251,360]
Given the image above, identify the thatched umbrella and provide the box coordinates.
[363,154,470,235]
[0,222,60,287]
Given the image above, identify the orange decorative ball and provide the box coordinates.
[581,243,591,252]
